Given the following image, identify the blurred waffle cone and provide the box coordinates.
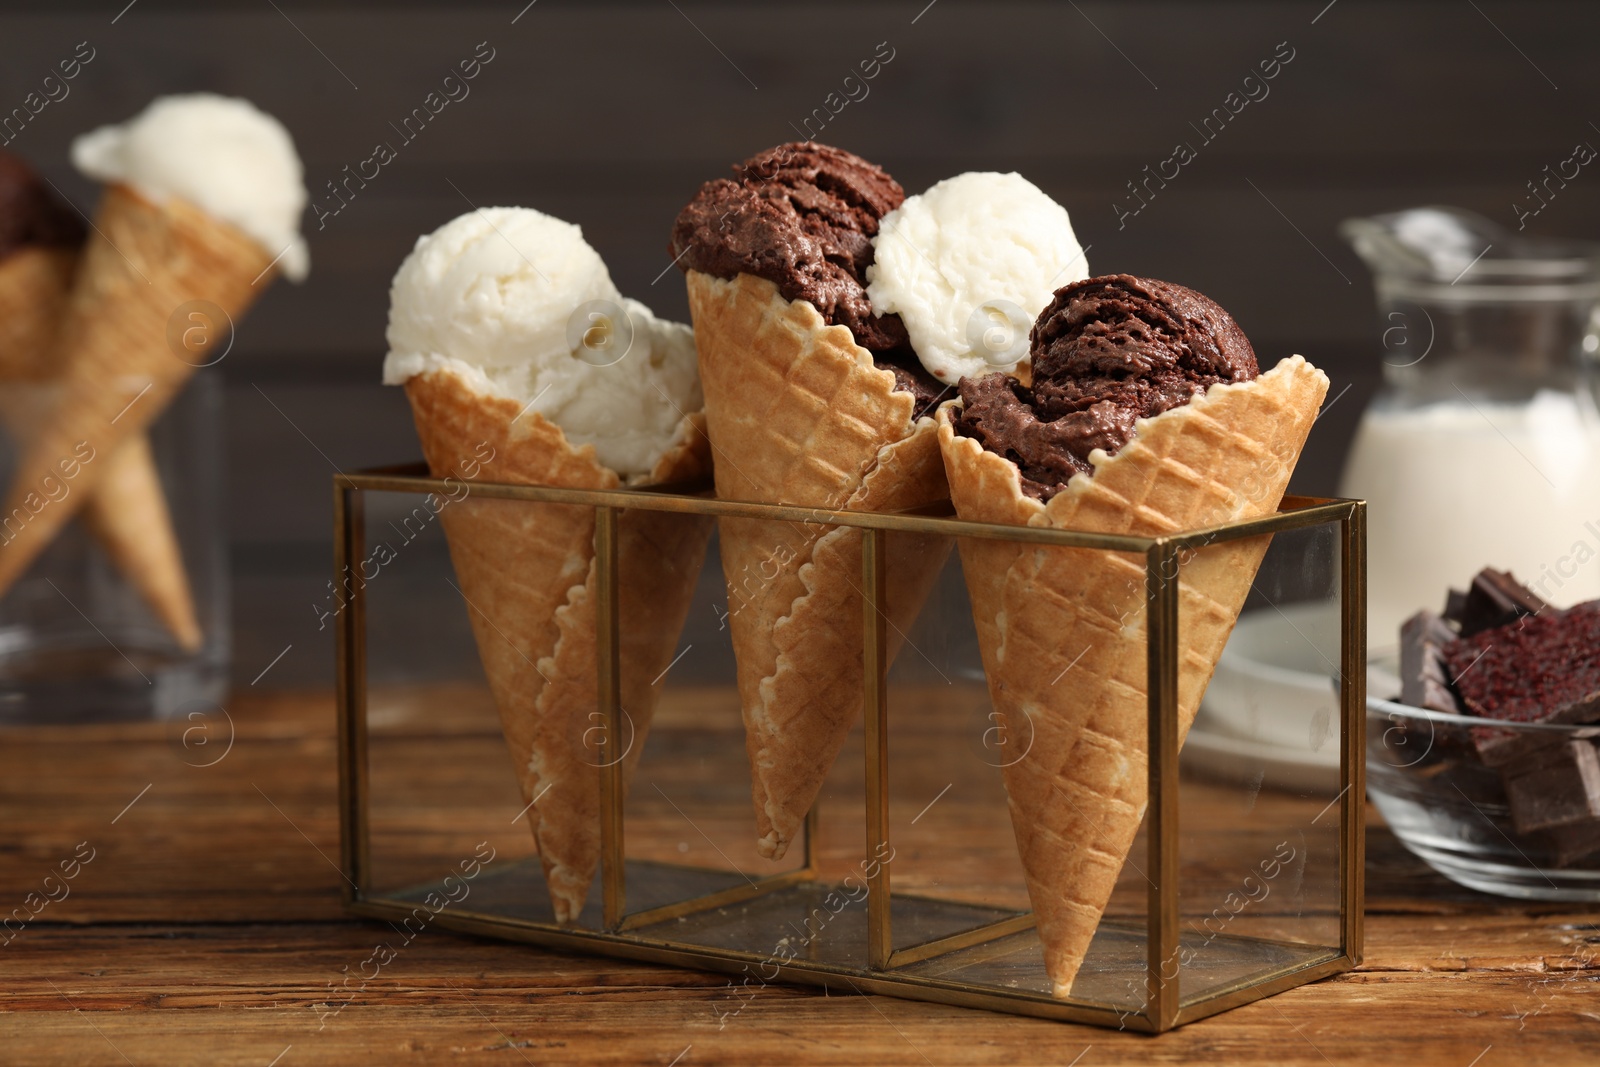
[0,241,202,650]
[0,246,76,381]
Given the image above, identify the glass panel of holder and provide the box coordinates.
[362,499,819,929]
[871,535,1155,1012]
[357,488,540,903]
[622,512,873,963]
[1171,522,1347,1009]
[616,514,815,928]
[620,520,1006,976]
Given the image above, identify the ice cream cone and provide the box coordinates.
[0,183,272,600]
[404,366,713,921]
[0,245,203,650]
[937,355,1328,997]
[685,270,951,861]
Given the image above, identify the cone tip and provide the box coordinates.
[756,832,788,861]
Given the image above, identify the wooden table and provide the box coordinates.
[2,686,1597,1065]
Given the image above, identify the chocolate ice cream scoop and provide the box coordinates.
[0,151,85,259]
[670,141,910,354]
[955,274,1260,500]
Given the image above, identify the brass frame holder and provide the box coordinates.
[334,465,1366,1033]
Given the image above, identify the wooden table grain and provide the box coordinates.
[2,687,1597,1066]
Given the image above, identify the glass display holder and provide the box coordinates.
[0,373,229,721]
[332,464,1366,1033]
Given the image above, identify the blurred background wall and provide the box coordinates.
[2,0,1595,686]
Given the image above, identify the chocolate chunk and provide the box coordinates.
[1503,740,1600,834]
[1444,567,1550,638]
[670,141,909,353]
[1442,601,1600,765]
[0,150,85,260]
[1534,819,1600,868]
[952,275,1259,501]
[1400,609,1463,714]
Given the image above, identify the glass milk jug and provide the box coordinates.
[1339,207,1600,649]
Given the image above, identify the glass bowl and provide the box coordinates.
[1366,690,1600,900]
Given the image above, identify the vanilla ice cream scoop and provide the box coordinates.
[383,207,702,478]
[72,93,310,281]
[867,172,1087,384]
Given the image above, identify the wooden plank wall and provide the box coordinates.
[2,0,1596,684]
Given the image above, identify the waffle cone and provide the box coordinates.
[80,436,202,650]
[0,244,201,650]
[404,367,713,921]
[0,183,272,599]
[0,246,76,381]
[684,270,951,860]
[937,355,1328,998]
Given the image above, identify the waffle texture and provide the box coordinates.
[0,239,201,648]
[685,270,950,860]
[937,355,1328,996]
[405,367,713,920]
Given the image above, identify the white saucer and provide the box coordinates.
[1181,711,1342,794]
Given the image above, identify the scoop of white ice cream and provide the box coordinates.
[383,207,702,478]
[72,93,310,282]
[866,171,1087,384]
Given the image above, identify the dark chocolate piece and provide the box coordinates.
[952,275,1260,501]
[1443,601,1600,766]
[1535,818,1600,868]
[1400,609,1463,714]
[669,141,908,353]
[1503,740,1600,834]
[1444,567,1550,638]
